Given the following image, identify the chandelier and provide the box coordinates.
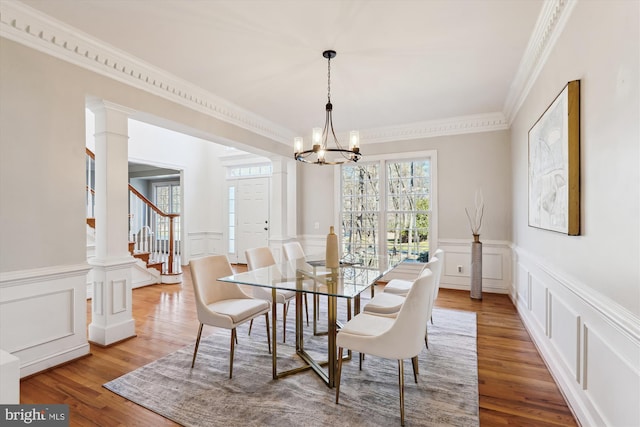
[294,50,361,165]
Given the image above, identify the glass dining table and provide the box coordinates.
[219,254,400,388]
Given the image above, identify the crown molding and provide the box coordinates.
[0,1,295,145]
[503,0,578,124]
[1,0,576,147]
[360,112,509,144]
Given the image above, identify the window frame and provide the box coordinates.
[333,150,438,268]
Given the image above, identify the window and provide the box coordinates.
[339,152,435,268]
[227,164,272,178]
[228,186,236,254]
[153,181,181,240]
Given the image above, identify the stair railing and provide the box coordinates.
[86,148,182,276]
[128,186,181,275]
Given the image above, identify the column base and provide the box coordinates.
[88,318,136,347]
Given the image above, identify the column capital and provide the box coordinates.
[86,98,137,116]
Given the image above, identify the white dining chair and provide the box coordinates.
[384,248,444,298]
[364,255,442,348]
[245,247,308,343]
[189,255,271,378]
[335,269,436,426]
[281,242,313,325]
[281,241,349,325]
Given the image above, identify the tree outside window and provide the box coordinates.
[340,158,431,268]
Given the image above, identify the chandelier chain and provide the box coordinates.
[327,56,331,103]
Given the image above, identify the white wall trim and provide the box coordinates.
[18,343,90,378]
[0,265,91,378]
[0,1,294,145]
[513,245,640,343]
[438,238,512,294]
[186,231,224,262]
[512,245,640,427]
[503,0,578,123]
[361,112,509,144]
[2,1,537,145]
[0,263,91,287]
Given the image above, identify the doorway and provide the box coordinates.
[227,176,270,264]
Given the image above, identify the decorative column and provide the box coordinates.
[87,100,137,346]
[269,157,296,261]
[470,234,482,300]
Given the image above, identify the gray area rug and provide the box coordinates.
[104,303,478,427]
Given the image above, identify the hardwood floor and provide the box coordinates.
[19,268,577,426]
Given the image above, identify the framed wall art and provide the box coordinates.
[528,80,580,235]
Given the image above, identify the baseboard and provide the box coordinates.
[18,343,91,378]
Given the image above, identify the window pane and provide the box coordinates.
[171,185,181,214]
[156,186,169,212]
[386,160,430,262]
[228,185,236,254]
[341,163,380,267]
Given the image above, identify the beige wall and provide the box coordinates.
[0,39,88,271]
[510,0,639,315]
[0,37,286,273]
[298,130,512,243]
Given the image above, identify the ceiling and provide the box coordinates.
[17,0,544,142]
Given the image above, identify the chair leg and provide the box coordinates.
[265,313,271,354]
[335,347,344,404]
[229,328,236,379]
[424,326,429,349]
[282,302,287,343]
[304,293,309,326]
[248,319,253,336]
[191,323,204,368]
[411,356,419,383]
[398,359,405,426]
[359,352,364,370]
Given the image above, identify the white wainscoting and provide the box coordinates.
[299,234,326,257]
[298,236,512,290]
[186,231,224,263]
[512,246,640,427]
[0,264,92,378]
[438,239,512,294]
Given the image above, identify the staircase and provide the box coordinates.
[86,148,182,286]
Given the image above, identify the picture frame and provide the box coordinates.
[528,80,580,235]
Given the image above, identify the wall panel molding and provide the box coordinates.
[439,239,512,294]
[186,231,223,262]
[512,245,640,427]
[0,264,91,377]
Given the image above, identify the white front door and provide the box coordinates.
[233,177,270,264]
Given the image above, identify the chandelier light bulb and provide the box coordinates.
[312,127,322,144]
[349,130,360,150]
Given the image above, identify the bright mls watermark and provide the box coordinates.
[1,405,68,426]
